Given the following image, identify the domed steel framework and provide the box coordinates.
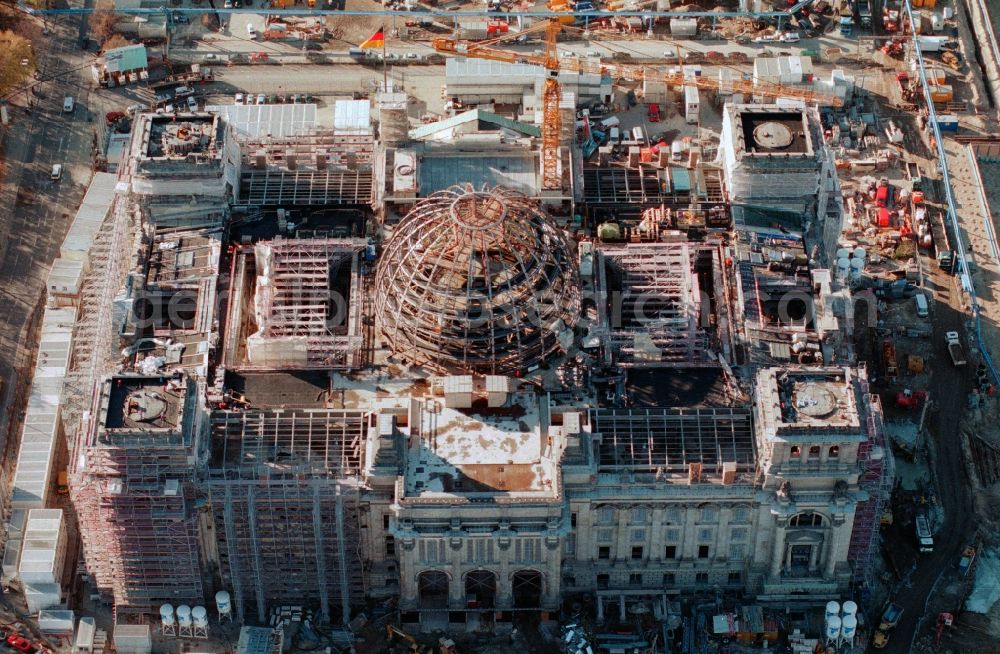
[375,185,580,375]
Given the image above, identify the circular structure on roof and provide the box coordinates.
[753,121,794,149]
[374,185,580,375]
[794,382,838,419]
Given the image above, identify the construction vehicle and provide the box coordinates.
[879,602,904,631]
[916,514,934,552]
[57,470,69,495]
[945,331,967,367]
[905,160,922,191]
[896,388,927,408]
[882,339,898,379]
[431,19,843,190]
[858,0,873,28]
[386,625,424,653]
[959,546,977,576]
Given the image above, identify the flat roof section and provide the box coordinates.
[418,153,538,196]
[591,407,755,475]
[734,107,813,157]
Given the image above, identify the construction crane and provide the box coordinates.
[432,19,843,187]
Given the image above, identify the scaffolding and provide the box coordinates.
[596,243,718,367]
[72,377,203,607]
[847,369,895,594]
[228,239,368,370]
[209,479,364,625]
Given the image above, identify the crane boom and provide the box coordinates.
[432,23,843,108]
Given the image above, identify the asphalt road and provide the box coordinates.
[0,9,107,456]
[879,272,975,652]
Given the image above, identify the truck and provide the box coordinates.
[882,339,898,378]
[839,15,853,36]
[959,546,977,576]
[916,514,934,552]
[930,210,955,272]
[945,331,967,367]
[905,160,922,191]
[873,603,904,649]
[858,0,872,28]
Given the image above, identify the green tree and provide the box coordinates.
[0,30,35,98]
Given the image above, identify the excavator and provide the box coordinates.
[432,18,843,192]
[386,625,457,654]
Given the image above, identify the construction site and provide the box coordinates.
[5,0,1000,652]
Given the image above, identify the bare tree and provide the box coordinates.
[88,0,121,44]
[0,30,36,98]
[101,34,133,52]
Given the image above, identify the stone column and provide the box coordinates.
[717,506,732,560]
[449,567,464,607]
[680,506,695,560]
[651,506,666,560]
[615,507,630,561]
[769,522,786,579]
[825,521,846,579]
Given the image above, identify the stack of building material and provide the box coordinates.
[19,509,66,613]
[113,625,151,654]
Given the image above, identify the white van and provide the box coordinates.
[915,293,929,318]
[50,164,62,181]
[63,96,74,113]
[609,126,620,143]
[671,140,684,161]
[599,116,620,130]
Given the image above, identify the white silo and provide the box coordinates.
[176,604,193,636]
[825,615,842,644]
[192,605,209,639]
[836,256,851,281]
[842,600,858,618]
[160,604,176,636]
[841,615,858,643]
[215,590,232,622]
[825,601,841,621]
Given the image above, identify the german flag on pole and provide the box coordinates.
[360,28,385,49]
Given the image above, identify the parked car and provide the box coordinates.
[126,103,144,114]
[247,23,257,39]
[203,53,220,63]
[63,96,74,112]
[7,635,32,652]
[753,33,779,43]
[187,95,198,111]
[256,94,266,105]
[235,92,244,105]
[172,11,189,23]
[50,164,62,181]
[780,31,801,43]
[223,0,232,7]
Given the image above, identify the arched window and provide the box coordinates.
[790,446,801,458]
[789,512,825,527]
[829,445,840,458]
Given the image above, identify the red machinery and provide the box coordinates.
[895,389,928,409]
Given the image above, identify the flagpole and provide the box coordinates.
[382,24,387,93]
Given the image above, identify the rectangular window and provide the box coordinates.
[664,528,681,542]
[385,536,395,557]
[563,575,576,587]
[631,546,644,560]
[418,539,447,564]
[729,544,746,561]
[564,534,576,556]
[597,506,615,525]
[700,506,718,522]
[631,528,646,543]
[515,538,541,563]
[696,572,709,584]
[698,545,710,559]
[665,507,683,524]
[730,527,748,542]
[630,507,649,524]
[728,571,742,585]
[664,545,677,559]
[629,573,642,586]
[698,527,714,542]
[597,529,614,543]
[732,507,750,523]
[598,546,611,560]
[597,573,610,589]
[383,514,390,529]
[663,573,675,586]
[571,513,577,527]
[465,539,496,564]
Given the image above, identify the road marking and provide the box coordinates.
[58,136,64,153]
